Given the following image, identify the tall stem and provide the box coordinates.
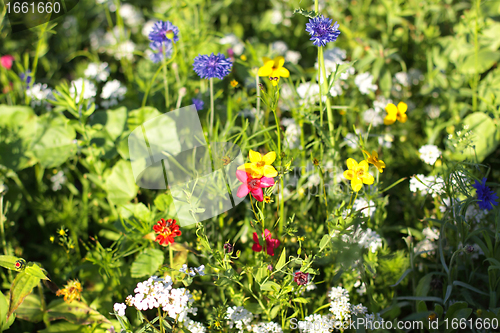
[272,106,285,233]
[209,78,215,138]
[0,195,7,256]
[320,46,335,148]
[162,56,170,111]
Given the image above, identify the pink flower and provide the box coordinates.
[0,55,14,70]
[251,229,281,256]
[236,170,274,202]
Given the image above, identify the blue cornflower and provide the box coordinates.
[193,53,232,80]
[305,15,341,47]
[192,98,204,111]
[472,178,499,211]
[149,41,173,63]
[149,21,179,44]
[20,70,33,87]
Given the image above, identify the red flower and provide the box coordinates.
[153,218,181,246]
[0,55,14,70]
[236,170,274,202]
[251,229,280,256]
[294,271,309,285]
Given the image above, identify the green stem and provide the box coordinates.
[472,0,481,112]
[0,195,7,256]
[209,78,215,138]
[162,56,170,110]
[320,46,335,148]
[158,308,163,333]
[271,105,285,233]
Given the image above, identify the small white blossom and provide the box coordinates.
[119,4,144,28]
[363,108,384,127]
[113,303,126,316]
[219,34,244,56]
[354,72,377,95]
[184,318,207,333]
[270,41,288,55]
[26,83,53,107]
[419,145,441,165]
[252,322,283,333]
[84,63,109,82]
[69,78,97,103]
[101,80,127,108]
[285,50,301,64]
[50,171,67,191]
[226,306,254,332]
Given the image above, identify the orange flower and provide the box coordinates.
[153,218,182,246]
[56,280,82,304]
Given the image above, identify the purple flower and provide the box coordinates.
[192,98,204,111]
[472,178,499,211]
[20,70,33,87]
[305,15,341,47]
[148,21,179,43]
[293,271,309,285]
[149,41,173,63]
[193,53,232,80]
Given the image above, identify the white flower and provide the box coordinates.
[285,50,301,64]
[270,10,283,24]
[194,265,205,276]
[252,322,283,333]
[26,83,53,107]
[328,287,351,322]
[226,306,254,332]
[104,27,136,60]
[179,264,188,274]
[283,119,301,149]
[101,80,127,108]
[343,133,359,149]
[119,4,144,28]
[329,81,343,97]
[353,198,376,218]
[363,108,384,127]
[270,41,288,55]
[351,304,368,316]
[414,239,437,256]
[113,303,126,316]
[409,175,445,197]
[394,72,409,87]
[298,314,335,333]
[69,78,97,103]
[296,82,321,106]
[354,280,367,295]
[358,228,383,253]
[378,133,394,148]
[219,34,244,56]
[50,171,67,191]
[84,63,110,82]
[142,20,156,37]
[465,205,487,224]
[184,318,207,333]
[373,95,393,112]
[422,227,440,241]
[306,173,321,189]
[419,145,441,165]
[354,72,377,95]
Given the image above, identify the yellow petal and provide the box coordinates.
[343,170,354,180]
[346,158,358,171]
[271,79,279,86]
[371,150,378,159]
[249,150,262,163]
[385,103,398,115]
[274,56,285,69]
[362,173,374,185]
[398,113,408,123]
[263,165,278,178]
[362,150,371,158]
[397,102,408,114]
[251,169,264,178]
[351,178,363,192]
[384,115,396,125]
[238,163,254,171]
[262,151,276,165]
[276,67,290,78]
[258,65,273,77]
[262,56,272,64]
[359,160,369,172]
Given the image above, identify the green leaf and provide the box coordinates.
[38,322,90,333]
[31,113,77,168]
[130,248,164,278]
[452,281,489,296]
[0,291,13,329]
[415,273,433,297]
[390,268,413,287]
[89,107,127,141]
[451,112,498,162]
[7,270,40,320]
[25,263,49,280]
[459,50,500,74]
[275,248,286,272]
[154,193,174,212]
[0,255,22,271]
[15,293,43,323]
[46,299,110,325]
[318,234,330,252]
[105,160,138,205]
[260,281,280,292]
[127,107,162,131]
[292,297,308,303]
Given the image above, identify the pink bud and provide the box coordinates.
[0,55,14,70]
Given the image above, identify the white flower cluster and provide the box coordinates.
[252,322,283,333]
[26,83,53,107]
[354,280,366,295]
[409,175,446,197]
[362,96,393,127]
[69,78,97,103]
[352,198,376,218]
[184,318,207,333]
[358,228,383,253]
[465,205,487,224]
[50,171,67,191]
[124,276,196,322]
[226,306,254,332]
[101,79,127,108]
[328,286,351,322]
[414,227,439,256]
[419,144,441,165]
[84,62,110,82]
[355,72,377,95]
[179,264,206,277]
[219,34,245,56]
[298,314,336,333]
[103,27,136,61]
[296,82,321,106]
[281,118,301,149]
[113,302,126,316]
[119,3,144,29]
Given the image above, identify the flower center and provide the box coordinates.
[248,178,260,189]
[165,30,174,40]
[256,161,265,168]
[356,169,365,178]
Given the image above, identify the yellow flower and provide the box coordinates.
[56,279,82,304]
[384,102,408,125]
[257,56,290,86]
[237,149,278,178]
[362,150,386,173]
[230,80,239,87]
[263,195,273,204]
[240,55,247,61]
[343,158,374,192]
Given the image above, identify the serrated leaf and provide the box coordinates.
[130,248,164,278]
[7,270,40,319]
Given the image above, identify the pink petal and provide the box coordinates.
[253,232,260,243]
[260,177,275,188]
[264,229,271,239]
[236,184,250,198]
[252,242,262,252]
[236,170,249,183]
[251,188,264,202]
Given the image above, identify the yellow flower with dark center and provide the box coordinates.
[384,102,408,125]
[263,196,273,204]
[362,150,386,173]
[237,149,278,178]
[343,158,374,192]
[258,56,290,86]
[56,279,82,304]
[230,80,238,87]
